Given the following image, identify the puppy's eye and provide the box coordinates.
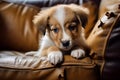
[68,25,76,31]
[52,28,59,33]
[68,22,77,31]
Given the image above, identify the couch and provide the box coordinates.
[0,0,120,80]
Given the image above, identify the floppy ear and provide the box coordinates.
[33,9,49,35]
[69,4,89,28]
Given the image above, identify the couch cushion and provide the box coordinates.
[0,51,99,80]
[0,1,40,51]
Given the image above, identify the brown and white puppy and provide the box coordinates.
[33,4,89,65]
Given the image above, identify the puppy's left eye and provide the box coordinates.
[68,22,77,31]
[68,25,76,31]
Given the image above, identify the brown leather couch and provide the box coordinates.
[0,0,120,80]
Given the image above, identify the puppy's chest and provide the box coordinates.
[39,34,55,48]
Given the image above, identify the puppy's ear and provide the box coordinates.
[69,4,89,28]
[33,9,49,35]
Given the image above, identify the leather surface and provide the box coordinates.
[0,51,99,80]
[83,1,99,38]
[0,1,40,51]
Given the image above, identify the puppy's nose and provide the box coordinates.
[62,40,70,47]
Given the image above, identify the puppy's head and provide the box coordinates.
[33,4,89,51]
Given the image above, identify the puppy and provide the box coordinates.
[33,4,89,65]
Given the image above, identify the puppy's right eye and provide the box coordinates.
[52,28,59,33]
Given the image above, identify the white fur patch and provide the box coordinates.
[54,6,71,48]
[48,51,63,65]
[62,30,71,41]
[71,49,85,59]
[35,31,55,56]
[54,6,65,27]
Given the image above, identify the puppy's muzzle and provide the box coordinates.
[62,40,70,47]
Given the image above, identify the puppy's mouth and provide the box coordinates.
[61,46,72,51]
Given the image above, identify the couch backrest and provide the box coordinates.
[0,1,40,51]
[0,0,100,52]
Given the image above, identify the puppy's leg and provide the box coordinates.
[47,46,63,65]
[71,39,90,59]
[38,46,63,65]
[71,48,85,59]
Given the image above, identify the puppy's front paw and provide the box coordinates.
[48,51,63,65]
[71,49,85,59]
